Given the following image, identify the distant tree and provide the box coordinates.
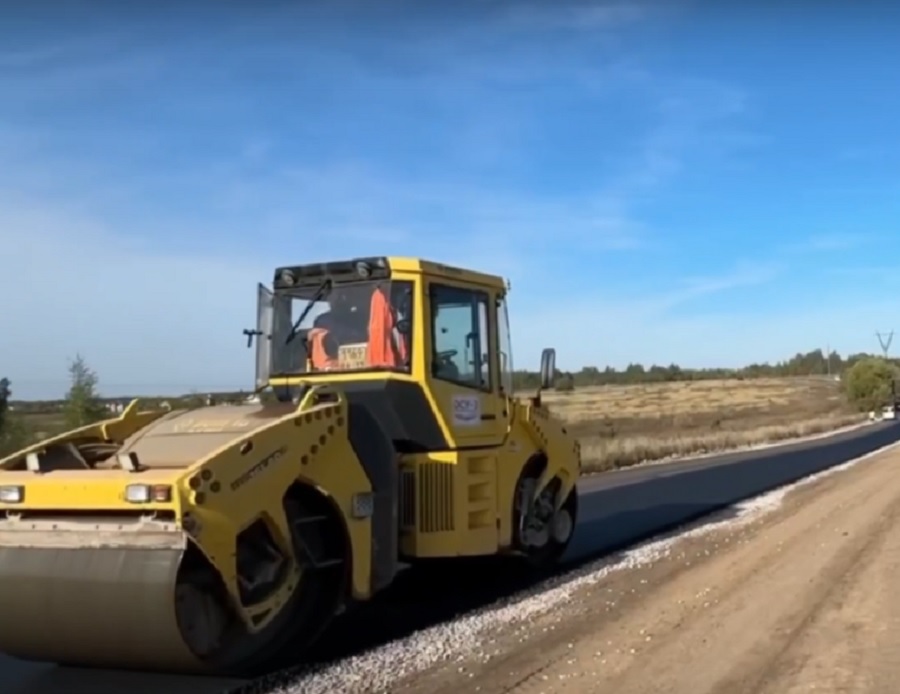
[62,354,107,429]
[0,378,31,456]
[842,357,900,412]
[0,377,9,434]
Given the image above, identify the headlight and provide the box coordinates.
[124,484,172,503]
[0,486,24,503]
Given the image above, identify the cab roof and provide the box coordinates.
[273,255,506,291]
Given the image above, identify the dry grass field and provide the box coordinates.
[18,411,66,441]
[542,376,865,473]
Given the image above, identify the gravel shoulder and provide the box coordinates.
[395,443,900,694]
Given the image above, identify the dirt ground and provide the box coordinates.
[395,443,900,694]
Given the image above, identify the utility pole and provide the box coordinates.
[877,330,894,358]
[825,343,831,377]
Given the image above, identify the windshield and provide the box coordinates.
[267,279,413,376]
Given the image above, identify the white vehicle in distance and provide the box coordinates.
[868,404,898,421]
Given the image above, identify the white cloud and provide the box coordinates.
[0,37,168,104]
[654,261,783,309]
[1,190,786,399]
[837,146,885,162]
[0,193,268,399]
[509,259,783,367]
[0,43,78,69]
[527,288,896,372]
[499,2,657,31]
[783,232,881,253]
[0,152,784,399]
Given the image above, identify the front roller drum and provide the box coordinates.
[0,528,206,673]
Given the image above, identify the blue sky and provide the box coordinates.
[2,2,900,400]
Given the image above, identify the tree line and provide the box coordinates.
[3,348,889,414]
[514,348,872,391]
[1,348,897,455]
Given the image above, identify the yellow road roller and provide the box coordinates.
[0,256,581,677]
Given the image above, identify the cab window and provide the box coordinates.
[496,294,514,395]
[430,283,492,391]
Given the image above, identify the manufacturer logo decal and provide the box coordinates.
[452,395,481,426]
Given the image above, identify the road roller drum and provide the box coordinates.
[0,519,201,672]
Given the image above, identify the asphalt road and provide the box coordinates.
[3,420,898,694]
[567,420,900,561]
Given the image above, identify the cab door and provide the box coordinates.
[425,280,505,449]
[255,283,274,390]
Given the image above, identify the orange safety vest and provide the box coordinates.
[307,327,339,370]
[367,287,408,367]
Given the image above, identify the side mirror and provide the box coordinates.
[243,328,263,348]
[539,348,556,390]
[396,318,411,335]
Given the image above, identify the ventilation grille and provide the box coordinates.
[418,463,454,533]
[399,469,416,529]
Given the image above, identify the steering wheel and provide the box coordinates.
[437,349,458,361]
